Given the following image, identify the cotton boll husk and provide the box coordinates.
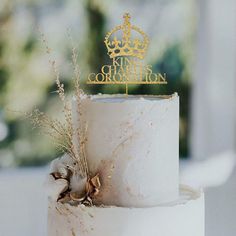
[44,175,69,201]
[47,153,88,199]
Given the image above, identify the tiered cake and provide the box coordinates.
[48,93,204,236]
[47,13,204,236]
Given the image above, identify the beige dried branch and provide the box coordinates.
[32,31,89,179]
[28,109,71,154]
[70,35,89,177]
[39,31,65,102]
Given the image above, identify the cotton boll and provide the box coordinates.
[44,175,69,201]
[47,153,88,201]
[50,154,74,178]
[50,158,61,173]
[70,173,87,196]
[60,153,75,167]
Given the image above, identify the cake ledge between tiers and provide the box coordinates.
[73,92,178,103]
[49,185,203,210]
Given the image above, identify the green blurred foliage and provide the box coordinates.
[0,0,194,167]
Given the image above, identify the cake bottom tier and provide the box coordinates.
[48,185,204,236]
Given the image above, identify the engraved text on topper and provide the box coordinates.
[87,13,167,94]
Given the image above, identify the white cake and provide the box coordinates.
[48,186,204,236]
[76,93,179,207]
[47,93,205,236]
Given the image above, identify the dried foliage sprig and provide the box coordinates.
[70,36,89,177]
[32,31,89,179]
[39,31,65,102]
[29,109,74,157]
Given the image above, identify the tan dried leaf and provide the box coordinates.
[70,192,86,202]
[85,173,101,197]
[90,174,101,189]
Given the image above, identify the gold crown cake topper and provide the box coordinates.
[104,13,149,59]
[87,13,167,94]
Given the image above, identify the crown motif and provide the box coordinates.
[104,13,149,59]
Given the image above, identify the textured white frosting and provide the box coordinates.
[72,93,179,207]
[48,185,204,236]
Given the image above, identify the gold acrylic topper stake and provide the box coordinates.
[87,13,167,94]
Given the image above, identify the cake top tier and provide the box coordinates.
[71,93,179,207]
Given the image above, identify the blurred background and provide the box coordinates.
[0,0,235,235]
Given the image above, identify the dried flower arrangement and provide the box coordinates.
[29,32,100,206]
